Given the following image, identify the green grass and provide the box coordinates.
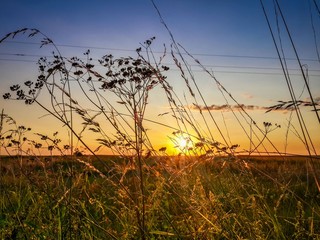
[1,26,319,239]
[0,155,319,239]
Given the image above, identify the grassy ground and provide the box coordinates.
[0,154,319,239]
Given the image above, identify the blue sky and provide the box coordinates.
[1,0,316,57]
[0,0,319,155]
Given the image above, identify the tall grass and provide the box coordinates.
[1,1,320,239]
[0,154,319,239]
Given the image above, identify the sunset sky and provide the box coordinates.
[0,0,319,156]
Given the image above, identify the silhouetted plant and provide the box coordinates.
[266,100,320,113]
[1,2,320,236]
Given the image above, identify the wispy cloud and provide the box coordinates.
[189,103,269,112]
[189,97,320,113]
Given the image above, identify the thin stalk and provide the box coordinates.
[133,99,146,239]
[261,0,320,191]
[275,0,320,123]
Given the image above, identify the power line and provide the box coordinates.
[1,52,319,73]
[0,58,37,63]
[2,40,320,62]
[1,42,319,76]
[1,57,319,77]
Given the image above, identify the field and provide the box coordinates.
[1,154,319,239]
[1,4,320,238]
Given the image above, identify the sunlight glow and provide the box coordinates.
[179,138,188,149]
[173,135,193,151]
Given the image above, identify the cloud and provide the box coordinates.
[190,103,268,112]
[188,97,320,113]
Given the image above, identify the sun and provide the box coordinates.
[175,135,192,150]
[179,138,188,149]
[167,132,194,154]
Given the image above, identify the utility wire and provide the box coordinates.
[1,54,320,76]
[2,40,320,62]
[1,57,319,77]
[1,52,320,72]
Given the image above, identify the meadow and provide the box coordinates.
[1,2,320,239]
[0,154,319,239]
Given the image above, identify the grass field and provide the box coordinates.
[1,154,319,239]
[0,15,319,239]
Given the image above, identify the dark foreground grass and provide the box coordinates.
[1,155,319,239]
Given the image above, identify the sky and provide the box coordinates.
[0,0,319,156]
